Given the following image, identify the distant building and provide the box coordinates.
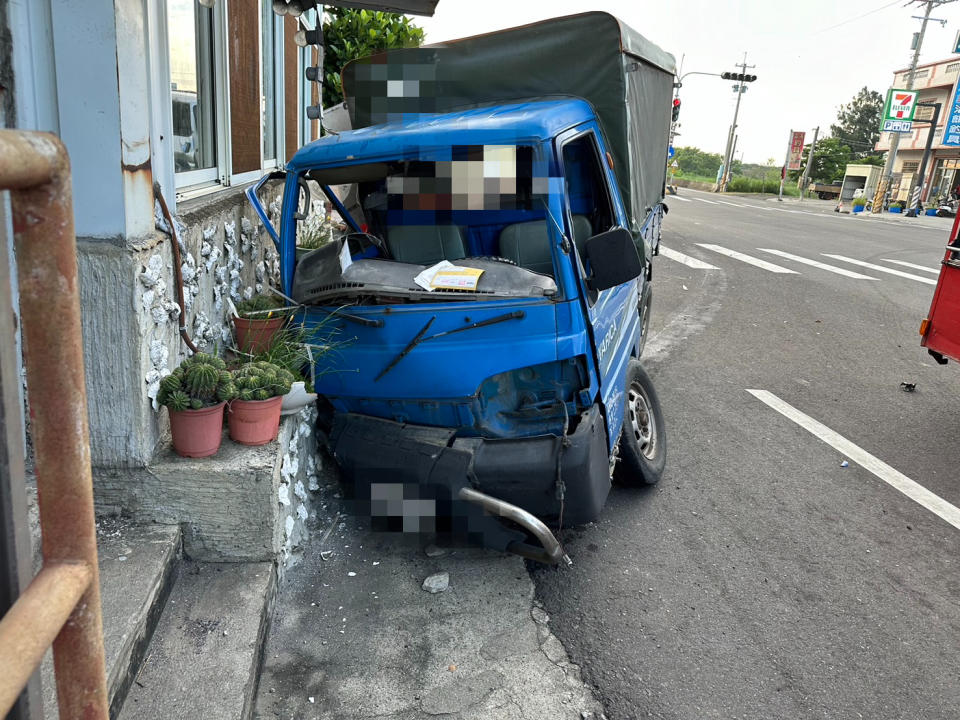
[876,57,960,203]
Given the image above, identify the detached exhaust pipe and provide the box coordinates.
[458,487,572,566]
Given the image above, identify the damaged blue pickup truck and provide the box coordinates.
[248,12,676,564]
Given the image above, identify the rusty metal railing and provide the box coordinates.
[0,130,109,718]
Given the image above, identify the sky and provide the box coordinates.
[414,0,960,165]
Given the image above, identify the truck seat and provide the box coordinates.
[386,225,466,265]
[499,215,593,275]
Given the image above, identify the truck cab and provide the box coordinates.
[248,13,674,563]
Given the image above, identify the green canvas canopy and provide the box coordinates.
[342,12,677,232]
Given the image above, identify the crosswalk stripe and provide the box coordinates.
[716,200,748,208]
[757,249,878,280]
[880,259,940,275]
[821,254,936,285]
[696,244,799,274]
[692,197,718,204]
[658,246,719,270]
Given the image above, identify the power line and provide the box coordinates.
[813,0,903,35]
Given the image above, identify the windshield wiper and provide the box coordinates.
[312,305,384,328]
[375,310,525,382]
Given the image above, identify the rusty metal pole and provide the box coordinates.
[0,129,109,720]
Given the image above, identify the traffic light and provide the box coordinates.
[721,72,757,82]
[672,98,681,122]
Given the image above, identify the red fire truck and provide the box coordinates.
[921,212,960,363]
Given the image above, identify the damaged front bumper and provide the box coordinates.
[328,404,611,564]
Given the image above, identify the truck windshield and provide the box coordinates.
[290,145,563,306]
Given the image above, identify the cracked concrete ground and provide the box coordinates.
[254,514,603,719]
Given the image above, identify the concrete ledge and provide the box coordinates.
[94,406,326,562]
[118,560,276,720]
[39,521,182,719]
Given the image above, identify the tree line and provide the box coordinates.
[674,87,886,187]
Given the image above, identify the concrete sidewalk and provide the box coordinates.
[255,507,604,720]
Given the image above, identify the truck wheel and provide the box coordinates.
[637,285,652,356]
[615,360,666,485]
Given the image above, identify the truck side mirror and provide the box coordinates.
[584,227,643,292]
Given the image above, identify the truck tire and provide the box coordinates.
[615,360,666,485]
[638,284,652,357]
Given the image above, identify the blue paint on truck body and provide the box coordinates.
[254,97,664,529]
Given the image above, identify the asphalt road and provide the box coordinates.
[532,190,960,720]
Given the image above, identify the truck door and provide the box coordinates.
[558,128,641,450]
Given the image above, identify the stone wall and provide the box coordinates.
[77,183,283,468]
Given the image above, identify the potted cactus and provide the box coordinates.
[157,353,237,457]
[227,361,295,446]
[233,295,290,354]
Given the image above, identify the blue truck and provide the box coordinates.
[248,12,676,563]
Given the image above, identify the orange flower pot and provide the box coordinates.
[228,396,283,446]
[233,315,287,354]
[169,402,226,458]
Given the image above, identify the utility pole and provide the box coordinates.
[906,102,942,216]
[719,52,755,192]
[798,126,819,202]
[873,0,953,213]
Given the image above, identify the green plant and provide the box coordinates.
[852,196,867,208]
[235,294,285,319]
[322,8,425,107]
[157,352,237,411]
[232,361,296,402]
[891,200,906,210]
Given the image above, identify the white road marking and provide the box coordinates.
[821,254,937,285]
[668,195,692,202]
[716,200,749,208]
[880,258,940,275]
[757,248,878,280]
[747,389,960,532]
[692,197,718,205]
[658,246,720,270]
[696,244,800,274]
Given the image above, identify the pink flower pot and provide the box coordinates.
[169,402,226,458]
[228,396,283,446]
[233,316,287,354]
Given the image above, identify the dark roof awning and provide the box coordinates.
[326,0,438,15]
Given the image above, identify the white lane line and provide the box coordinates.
[821,254,937,285]
[692,197,718,205]
[658,246,720,270]
[696,244,799,274]
[716,200,749,208]
[881,258,940,275]
[668,195,692,202]
[747,389,960,532]
[757,248,878,280]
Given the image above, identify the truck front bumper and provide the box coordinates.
[328,403,611,549]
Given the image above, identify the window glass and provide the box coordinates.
[168,0,216,173]
[261,0,277,162]
[561,134,615,250]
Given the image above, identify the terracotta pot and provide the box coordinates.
[233,315,287,354]
[228,396,283,446]
[169,402,226,458]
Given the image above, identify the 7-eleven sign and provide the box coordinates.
[882,88,919,123]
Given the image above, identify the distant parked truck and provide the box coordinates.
[808,181,842,200]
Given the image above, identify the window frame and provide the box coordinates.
[168,0,230,193]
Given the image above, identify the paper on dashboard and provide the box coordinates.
[414,261,485,291]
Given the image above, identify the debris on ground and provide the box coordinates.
[424,544,446,558]
[422,572,449,594]
[900,382,916,392]
[840,460,849,468]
